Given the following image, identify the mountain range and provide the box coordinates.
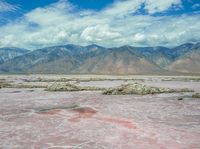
[0,42,199,74]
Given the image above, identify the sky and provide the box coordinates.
[0,0,200,50]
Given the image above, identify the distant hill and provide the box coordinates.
[0,42,199,74]
[0,47,29,64]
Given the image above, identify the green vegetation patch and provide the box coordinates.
[12,84,47,88]
[0,80,47,89]
[0,80,12,88]
[29,77,107,82]
[103,83,194,95]
[28,77,145,83]
[38,104,79,113]
[179,88,194,92]
[192,93,200,98]
[162,77,200,82]
[46,82,105,91]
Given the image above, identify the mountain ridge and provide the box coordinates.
[0,42,199,74]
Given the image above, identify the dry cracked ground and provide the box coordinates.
[0,75,200,149]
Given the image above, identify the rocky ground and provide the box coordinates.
[0,75,200,149]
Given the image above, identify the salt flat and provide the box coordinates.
[0,75,200,149]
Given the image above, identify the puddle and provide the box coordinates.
[39,109,63,115]
[69,107,136,129]
[69,107,97,122]
[28,90,35,92]
[6,90,22,93]
[38,104,79,115]
[72,107,97,116]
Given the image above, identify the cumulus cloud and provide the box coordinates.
[81,25,121,42]
[0,0,199,49]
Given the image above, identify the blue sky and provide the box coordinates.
[0,0,115,25]
[0,0,200,49]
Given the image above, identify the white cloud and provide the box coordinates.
[81,25,121,42]
[102,0,143,16]
[132,33,146,43]
[144,0,182,14]
[0,0,199,49]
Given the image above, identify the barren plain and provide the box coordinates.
[0,75,200,149]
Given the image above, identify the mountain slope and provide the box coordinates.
[125,46,173,67]
[171,43,195,58]
[74,47,162,74]
[168,43,200,73]
[0,46,79,73]
[0,47,29,64]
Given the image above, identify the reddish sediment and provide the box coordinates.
[96,116,136,129]
[1,76,200,149]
